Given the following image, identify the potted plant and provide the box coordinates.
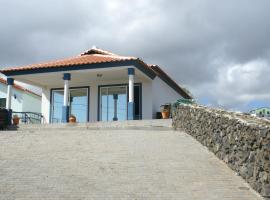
[160,104,171,119]
[69,114,76,123]
[13,115,20,125]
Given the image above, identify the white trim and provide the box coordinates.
[128,74,134,102]
[63,80,69,106]
[6,85,12,110]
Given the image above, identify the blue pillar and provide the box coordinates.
[7,77,14,85]
[62,73,71,123]
[128,68,135,120]
[113,94,118,121]
[128,102,134,120]
[6,78,14,125]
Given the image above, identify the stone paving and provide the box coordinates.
[0,122,264,200]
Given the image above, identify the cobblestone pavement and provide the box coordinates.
[0,127,263,200]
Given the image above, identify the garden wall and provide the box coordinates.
[172,104,270,197]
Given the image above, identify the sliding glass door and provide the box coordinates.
[99,84,141,121]
[70,88,88,122]
[51,90,64,123]
[100,86,127,121]
[51,87,89,123]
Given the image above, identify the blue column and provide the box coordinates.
[62,73,71,123]
[7,77,14,85]
[6,78,14,125]
[128,68,135,120]
[128,102,134,120]
[113,94,118,121]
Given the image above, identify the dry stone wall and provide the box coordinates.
[172,104,270,197]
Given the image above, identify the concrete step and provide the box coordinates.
[6,119,172,132]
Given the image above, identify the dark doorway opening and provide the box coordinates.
[134,85,142,120]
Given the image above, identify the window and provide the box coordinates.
[0,98,6,108]
[99,84,142,121]
[51,87,89,123]
[100,86,127,121]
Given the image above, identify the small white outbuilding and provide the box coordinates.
[0,77,41,113]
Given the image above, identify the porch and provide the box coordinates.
[0,47,191,125]
[5,66,153,123]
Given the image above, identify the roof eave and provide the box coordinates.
[0,59,156,80]
[150,65,192,99]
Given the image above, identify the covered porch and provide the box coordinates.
[3,65,154,123]
[1,47,193,125]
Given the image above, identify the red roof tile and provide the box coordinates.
[0,47,192,99]
[1,47,137,73]
[0,78,41,97]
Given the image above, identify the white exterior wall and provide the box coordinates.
[141,81,153,119]
[11,88,23,112]
[41,78,153,123]
[22,93,41,113]
[41,75,185,123]
[0,83,41,113]
[152,77,182,117]
[41,88,51,124]
[0,84,23,111]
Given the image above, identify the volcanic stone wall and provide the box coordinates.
[172,104,270,197]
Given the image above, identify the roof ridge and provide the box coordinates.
[81,47,118,56]
[92,54,137,59]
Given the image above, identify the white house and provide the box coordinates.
[0,77,41,113]
[0,47,192,124]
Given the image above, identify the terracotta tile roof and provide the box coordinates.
[1,47,137,73]
[0,78,41,97]
[149,64,192,99]
[0,47,191,99]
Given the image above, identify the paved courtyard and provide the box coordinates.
[0,125,263,200]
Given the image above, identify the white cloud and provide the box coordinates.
[195,59,270,110]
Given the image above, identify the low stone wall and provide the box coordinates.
[172,104,270,197]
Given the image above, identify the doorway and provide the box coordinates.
[51,87,89,123]
[99,84,141,121]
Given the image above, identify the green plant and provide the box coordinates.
[160,104,171,112]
